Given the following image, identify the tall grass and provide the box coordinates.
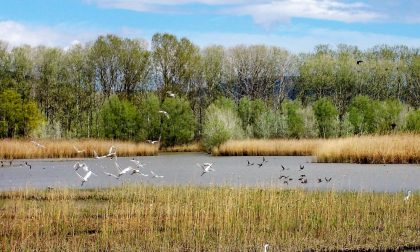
[161,141,204,152]
[214,134,420,164]
[0,185,418,251]
[214,138,322,156]
[0,139,158,159]
[315,134,420,164]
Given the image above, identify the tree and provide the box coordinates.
[405,109,420,132]
[137,93,161,141]
[0,89,43,137]
[160,97,196,146]
[99,95,140,140]
[348,95,379,134]
[313,97,338,138]
[284,101,305,138]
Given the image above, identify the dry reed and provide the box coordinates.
[0,185,418,251]
[315,134,420,164]
[214,138,322,156]
[161,141,204,152]
[0,139,159,159]
[214,134,420,164]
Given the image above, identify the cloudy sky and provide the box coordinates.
[0,0,419,52]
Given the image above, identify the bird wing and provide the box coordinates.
[75,171,84,180]
[84,171,93,180]
[114,162,122,172]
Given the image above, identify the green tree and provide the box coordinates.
[99,95,139,140]
[348,95,379,134]
[137,93,161,141]
[405,109,420,132]
[160,97,196,146]
[313,97,338,138]
[284,101,305,138]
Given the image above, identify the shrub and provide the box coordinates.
[202,103,243,151]
[283,101,305,138]
[405,109,420,132]
[313,97,338,138]
[160,97,196,146]
[348,95,379,134]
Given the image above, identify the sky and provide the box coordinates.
[0,0,419,52]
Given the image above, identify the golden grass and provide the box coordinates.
[0,139,159,159]
[0,185,418,251]
[315,134,420,164]
[214,134,420,164]
[161,141,204,152]
[214,138,322,156]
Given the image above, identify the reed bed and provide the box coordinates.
[214,134,420,164]
[0,185,418,251]
[315,134,420,164]
[0,139,159,159]
[161,142,204,152]
[214,138,322,156]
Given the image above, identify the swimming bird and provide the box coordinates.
[73,145,86,153]
[299,165,304,170]
[74,162,89,172]
[247,160,254,166]
[158,110,170,119]
[31,140,45,149]
[75,170,97,186]
[325,177,332,182]
[197,163,215,176]
[150,170,164,178]
[404,190,412,202]
[103,172,119,179]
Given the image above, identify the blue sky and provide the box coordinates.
[0,0,419,52]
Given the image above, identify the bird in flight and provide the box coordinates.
[247,160,254,166]
[73,145,86,153]
[150,170,164,178]
[75,170,97,186]
[158,110,170,119]
[31,140,45,149]
[197,163,215,176]
[356,60,363,65]
[166,91,175,98]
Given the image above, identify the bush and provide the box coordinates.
[405,109,420,132]
[160,97,196,146]
[313,97,338,138]
[202,103,243,151]
[348,95,379,134]
[283,101,305,138]
[0,89,44,137]
[99,95,140,140]
[137,93,161,141]
[238,97,267,136]
[377,99,403,133]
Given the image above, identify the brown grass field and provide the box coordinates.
[214,134,420,164]
[161,141,203,152]
[0,185,418,251]
[0,139,158,159]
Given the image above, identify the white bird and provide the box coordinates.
[404,190,412,202]
[158,110,170,119]
[103,171,119,179]
[73,145,86,153]
[150,170,164,178]
[197,163,215,176]
[75,170,97,186]
[31,140,45,149]
[106,146,117,160]
[74,162,89,172]
[93,150,106,159]
[146,140,160,144]
[131,169,149,176]
[166,91,175,98]
[115,162,132,177]
[264,243,269,252]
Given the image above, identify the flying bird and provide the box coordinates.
[75,170,97,186]
[257,163,263,168]
[93,150,106,159]
[31,140,45,149]
[131,169,148,176]
[299,165,304,170]
[74,162,89,172]
[247,160,254,166]
[356,60,363,65]
[197,163,215,176]
[325,177,332,182]
[262,156,268,163]
[150,170,164,178]
[158,110,170,119]
[166,91,175,98]
[73,145,86,153]
[103,172,119,179]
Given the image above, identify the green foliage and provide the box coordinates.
[203,103,243,151]
[212,97,237,111]
[253,110,288,139]
[0,89,44,137]
[313,98,338,138]
[348,95,379,134]
[284,101,305,138]
[238,97,267,136]
[137,93,161,141]
[377,99,403,133]
[99,95,140,140]
[160,97,196,147]
[405,109,420,132]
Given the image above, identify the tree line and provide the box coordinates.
[0,33,419,146]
